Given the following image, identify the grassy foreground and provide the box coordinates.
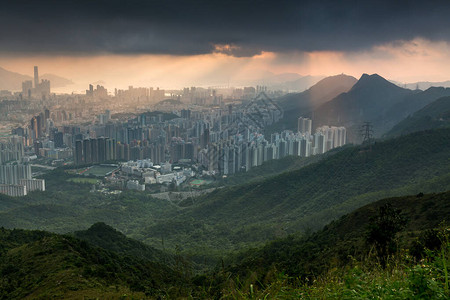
[218,227,449,299]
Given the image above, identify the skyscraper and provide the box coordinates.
[298,117,312,135]
[34,66,39,88]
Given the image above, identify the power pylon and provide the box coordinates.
[361,122,374,146]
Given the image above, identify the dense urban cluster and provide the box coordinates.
[0,66,347,195]
[0,135,45,196]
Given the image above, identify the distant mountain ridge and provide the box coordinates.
[41,73,74,88]
[313,74,413,140]
[386,96,450,137]
[0,67,31,91]
[265,74,357,134]
[311,73,450,142]
[0,66,73,91]
[262,74,325,91]
[393,80,450,90]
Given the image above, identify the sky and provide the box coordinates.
[2,0,450,91]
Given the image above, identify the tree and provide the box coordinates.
[366,204,407,267]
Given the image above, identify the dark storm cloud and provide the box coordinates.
[1,0,450,56]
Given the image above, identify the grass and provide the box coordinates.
[220,226,450,299]
[82,165,118,177]
[190,179,207,186]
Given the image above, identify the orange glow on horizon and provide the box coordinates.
[1,38,449,93]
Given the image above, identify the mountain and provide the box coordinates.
[0,67,73,91]
[265,74,357,134]
[262,74,325,91]
[386,96,450,137]
[0,227,185,299]
[382,87,450,131]
[401,80,450,90]
[313,74,415,141]
[0,67,31,90]
[311,74,450,143]
[41,73,74,88]
[278,74,358,110]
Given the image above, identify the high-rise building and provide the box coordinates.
[314,132,326,154]
[74,140,83,165]
[298,117,312,135]
[22,81,32,98]
[83,139,92,164]
[34,66,39,88]
[54,132,64,148]
[0,164,32,185]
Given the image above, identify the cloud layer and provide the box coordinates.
[2,0,450,56]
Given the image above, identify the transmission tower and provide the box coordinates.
[360,122,374,152]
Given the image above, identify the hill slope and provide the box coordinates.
[141,128,450,257]
[73,222,174,265]
[265,74,357,134]
[387,96,450,137]
[0,67,74,90]
[312,75,450,142]
[225,190,450,280]
[1,129,449,266]
[0,67,31,90]
[41,73,74,88]
[0,228,185,299]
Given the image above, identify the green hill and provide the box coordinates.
[1,191,449,299]
[203,191,450,299]
[225,190,450,281]
[141,128,450,259]
[387,96,450,137]
[73,222,174,266]
[0,228,186,299]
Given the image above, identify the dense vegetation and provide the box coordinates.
[72,222,175,266]
[1,191,448,299]
[223,191,450,281]
[141,128,450,261]
[1,128,449,267]
[0,228,187,299]
[203,191,450,299]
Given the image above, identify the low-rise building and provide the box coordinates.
[126,180,145,191]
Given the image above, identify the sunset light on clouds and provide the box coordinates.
[1,38,449,92]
